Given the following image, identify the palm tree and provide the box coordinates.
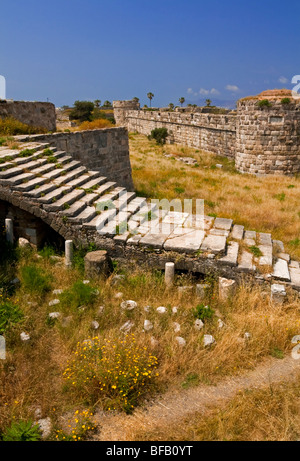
[179,97,185,107]
[147,92,154,108]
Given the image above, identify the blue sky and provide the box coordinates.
[1,0,299,107]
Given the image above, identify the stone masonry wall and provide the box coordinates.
[16,127,134,190]
[114,101,237,159]
[0,100,56,131]
[236,91,300,175]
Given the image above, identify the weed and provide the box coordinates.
[1,420,42,441]
[192,304,215,321]
[20,265,52,296]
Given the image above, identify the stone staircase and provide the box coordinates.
[0,142,299,292]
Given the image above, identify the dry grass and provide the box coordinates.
[132,373,300,441]
[75,119,114,131]
[129,133,300,259]
[1,243,300,439]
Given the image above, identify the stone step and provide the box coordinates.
[6,172,36,186]
[272,258,291,282]
[26,181,57,198]
[41,160,81,181]
[59,200,87,218]
[219,241,239,266]
[214,218,233,231]
[67,205,97,223]
[238,251,255,272]
[82,209,117,230]
[126,197,147,215]
[53,166,87,186]
[113,191,136,211]
[66,171,101,189]
[30,161,59,176]
[231,224,244,240]
[81,182,117,206]
[14,176,49,192]
[98,211,131,237]
[258,244,273,266]
[94,187,126,211]
[81,176,107,192]
[290,267,300,289]
[200,234,227,255]
[13,147,58,166]
[44,189,86,212]
[0,165,24,179]
[38,185,73,204]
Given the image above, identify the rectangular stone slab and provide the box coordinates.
[140,233,168,249]
[201,234,227,254]
[272,258,291,282]
[164,229,205,253]
[231,224,244,240]
[214,218,233,231]
[219,241,239,266]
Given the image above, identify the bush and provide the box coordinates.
[77,119,114,131]
[192,303,215,321]
[281,98,291,105]
[1,420,42,441]
[59,280,98,310]
[0,300,24,334]
[148,128,168,145]
[257,99,272,108]
[20,265,52,296]
[63,334,158,413]
[0,117,47,136]
[69,101,95,123]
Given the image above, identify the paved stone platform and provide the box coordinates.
[0,142,299,292]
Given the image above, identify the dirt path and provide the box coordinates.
[91,354,300,441]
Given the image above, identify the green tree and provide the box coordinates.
[168,103,174,111]
[94,99,101,108]
[147,92,154,108]
[179,97,185,107]
[103,100,112,108]
[205,99,212,107]
[132,97,140,103]
[69,101,95,122]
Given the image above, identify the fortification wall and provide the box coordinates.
[114,101,237,159]
[17,127,134,190]
[236,90,300,175]
[0,100,56,131]
[114,90,300,175]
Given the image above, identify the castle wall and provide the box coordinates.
[0,100,56,131]
[16,127,134,190]
[114,102,237,159]
[236,97,300,175]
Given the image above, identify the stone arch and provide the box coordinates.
[0,189,76,248]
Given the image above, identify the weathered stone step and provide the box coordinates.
[231,224,244,240]
[65,171,101,189]
[15,176,48,192]
[112,191,136,212]
[44,189,86,212]
[59,200,86,218]
[219,241,239,266]
[41,159,81,181]
[26,181,57,198]
[201,234,227,255]
[126,197,147,214]
[67,205,97,223]
[290,267,300,290]
[82,209,117,230]
[38,185,73,204]
[98,211,131,237]
[81,182,117,206]
[13,147,58,166]
[95,187,126,211]
[53,166,88,186]
[272,258,291,282]
[80,176,107,191]
[0,165,24,179]
[6,172,36,186]
[238,251,255,272]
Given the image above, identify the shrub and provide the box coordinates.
[1,420,42,441]
[148,128,168,145]
[55,409,96,441]
[0,300,24,334]
[192,303,215,321]
[249,246,263,258]
[69,101,95,123]
[63,334,158,413]
[0,117,47,136]
[59,280,98,310]
[20,265,52,296]
[77,118,114,131]
[257,99,272,108]
[18,148,36,157]
[281,98,291,105]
